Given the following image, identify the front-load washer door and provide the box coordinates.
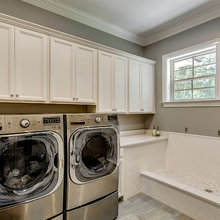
[70,126,119,184]
[0,131,63,208]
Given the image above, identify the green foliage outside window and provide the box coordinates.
[173,51,216,101]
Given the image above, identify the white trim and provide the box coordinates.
[23,0,220,46]
[22,0,145,45]
[0,13,156,65]
[162,39,220,105]
[162,100,220,108]
[144,5,220,46]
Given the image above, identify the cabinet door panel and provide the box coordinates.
[0,23,14,100]
[129,59,141,112]
[50,37,75,102]
[141,63,155,113]
[98,51,114,112]
[114,55,128,113]
[15,28,48,101]
[75,45,97,104]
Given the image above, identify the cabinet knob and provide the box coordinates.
[76,98,79,101]
[73,97,75,100]
[10,94,13,97]
[16,94,19,97]
[141,109,144,111]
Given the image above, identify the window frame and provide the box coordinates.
[162,39,220,107]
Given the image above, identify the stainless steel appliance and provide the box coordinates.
[65,113,119,220]
[0,114,64,220]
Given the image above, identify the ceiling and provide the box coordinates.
[23,0,220,46]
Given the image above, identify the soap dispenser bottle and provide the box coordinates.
[156,126,160,136]
[152,126,156,136]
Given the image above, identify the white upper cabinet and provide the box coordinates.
[0,20,155,108]
[98,51,128,113]
[75,45,97,104]
[14,28,48,101]
[0,22,14,100]
[141,63,155,113]
[98,51,114,112]
[114,55,127,113]
[129,59,141,112]
[50,39,97,104]
[129,59,155,113]
[50,37,75,102]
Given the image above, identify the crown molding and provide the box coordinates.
[0,13,156,65]
[23,0,220,47]
[22,0,146,46]
[144,5,220,46]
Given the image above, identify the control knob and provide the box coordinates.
[95,116,101,123]
[20,119,30,128]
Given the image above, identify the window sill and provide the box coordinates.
[162,100,220,108]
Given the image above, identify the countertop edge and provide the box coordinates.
[120,136,168,148]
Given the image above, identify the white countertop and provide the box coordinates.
[120,130,168,148]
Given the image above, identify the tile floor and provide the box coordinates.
[117,193,194,220]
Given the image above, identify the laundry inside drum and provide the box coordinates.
[0,139,49,191]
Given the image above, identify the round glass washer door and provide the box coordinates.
[0,131,61,208]
[70,126,119,183]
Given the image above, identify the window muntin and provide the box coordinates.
[171,50,216,101]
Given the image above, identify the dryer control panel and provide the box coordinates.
[67,113,119,130]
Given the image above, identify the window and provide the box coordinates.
[171,50,216,101]
[162,39,220,107]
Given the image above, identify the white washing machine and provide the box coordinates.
[65,114,119,220]
[0,114,64,220]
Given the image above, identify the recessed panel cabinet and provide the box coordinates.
[98,51,128,113]
[50,38,75,102]
[15,28,48,101]
[0,20,155,108]
[129,59,155,113]
[0,24,48,102]
[50,38,97,104]
[0,22,14,100]
[75,45,97,104]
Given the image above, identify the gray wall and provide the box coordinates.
[0,0,143,56]
[144,17,220,137]
[118,115,146,131]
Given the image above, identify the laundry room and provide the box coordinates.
[0,0,220,220]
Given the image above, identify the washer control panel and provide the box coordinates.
[20,119,30,128]
[0,115,63,134]
[95,116,101,123]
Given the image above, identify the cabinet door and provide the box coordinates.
[128,59,141,113]
[14,28,48,102]
[0,23,14,100]
[50,37,75,102]
[114,55,128,113]
[98,51,114,112]
[141,63,155,113]
[75,45,97,104]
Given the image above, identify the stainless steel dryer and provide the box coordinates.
[0,114,64,220]
[65,114,119,220]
